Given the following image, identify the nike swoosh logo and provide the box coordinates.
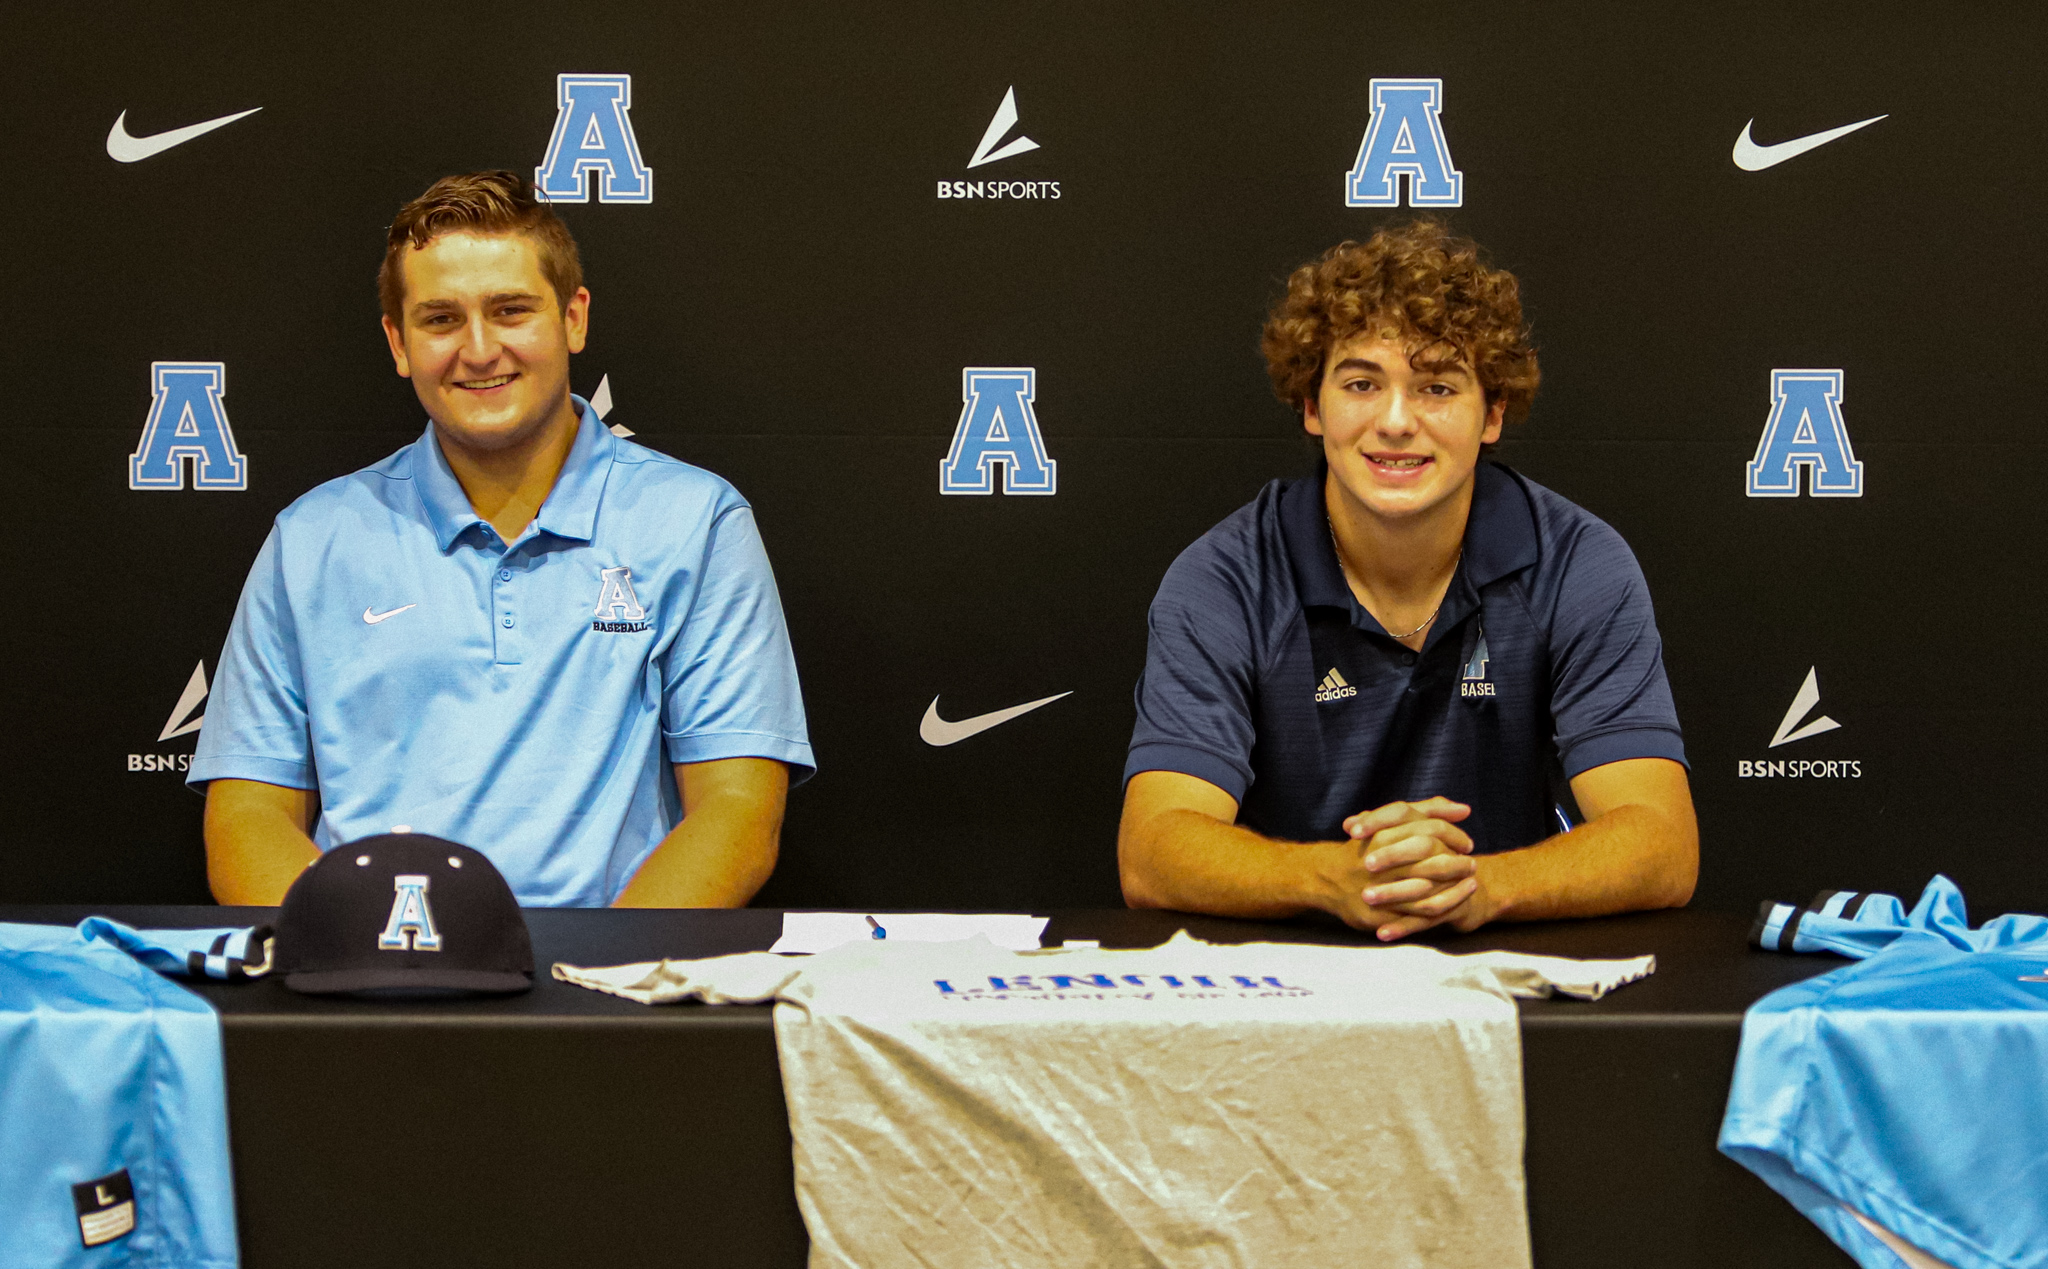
[106,107,263,163]
[919,691,1071,746]
[363,604,417,625]
[1731,114,1886,171]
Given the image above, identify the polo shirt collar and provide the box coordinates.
[1459,461,1540,589]
[414,395,614,551]
[1281,459,1540,634]
[1278,466,1353,611]
[531,396,612,543]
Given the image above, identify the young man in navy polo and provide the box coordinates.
[1119,221,1696,940]
[192,172,813,908]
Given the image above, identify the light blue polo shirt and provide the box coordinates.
[190,397,814,906]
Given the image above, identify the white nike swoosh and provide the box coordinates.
[919,691,1071,746]
[106,107,263,163]
[1732,114,1886,172]
[363,604,417,625]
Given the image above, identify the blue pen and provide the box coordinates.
[866,915,887,940]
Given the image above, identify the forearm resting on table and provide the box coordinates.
[204,778,320,906]
[1476,758,1698,923]
[1120,760,1697,930]
[613,757,788,908]
[1119,772,1338,918]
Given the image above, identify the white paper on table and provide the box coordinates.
[771,912,1049,954]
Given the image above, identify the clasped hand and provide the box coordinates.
[1327,797,1480,941]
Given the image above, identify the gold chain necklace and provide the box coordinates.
[1328,519,1460,640]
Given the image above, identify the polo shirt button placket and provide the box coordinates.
[493,555,522,666]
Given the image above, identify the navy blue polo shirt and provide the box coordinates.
[1125,462,1686,853]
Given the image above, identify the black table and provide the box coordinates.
[0,905,1854,1267]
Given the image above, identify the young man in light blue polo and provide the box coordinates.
[192,171,813,908]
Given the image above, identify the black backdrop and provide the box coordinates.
[4,1,2041,918]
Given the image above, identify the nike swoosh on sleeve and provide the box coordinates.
[919,692,1072,746]
[1731,115,1887,171]
[106,107,263,162]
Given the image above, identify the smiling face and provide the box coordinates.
[380,230,590,460]
[1303,331,1505,525]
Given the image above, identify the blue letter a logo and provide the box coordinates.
[129,362,247,490]
[1746,370,1863,497]
[377,875,443,952]
[1346,78,1462,208]
[940,368,1057,495]
[535,74,653,204]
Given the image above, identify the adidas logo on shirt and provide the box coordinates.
[1315,668,1358,704]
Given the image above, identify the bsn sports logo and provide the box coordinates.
[129,362,247,490]
[1738,666,1861,778]
[940,368,1057,495]
[1346,78,1462,208]
[1461,631,1495,698]
[1315,669,1357,703]
[938,86,1059,201]
[128,661,208,773]
[1746,370,1863,497]
[590,373,633,437]
[535,74,653,204]
[592,566,652,632]
[379,875,443,951]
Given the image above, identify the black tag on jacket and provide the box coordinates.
[72,1167,136,1248]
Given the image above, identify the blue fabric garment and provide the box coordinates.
[0,922,238,1268]
[190,396,814,906]
[1721,876,2048,1269]
[1124,461,1685,851]
[1750,876,2048,960]
[76,920,273,983]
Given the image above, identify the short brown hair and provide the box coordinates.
[378,171,584,325]
[1261,220,1539,427]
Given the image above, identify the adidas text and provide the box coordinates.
[1315,668,1357,704]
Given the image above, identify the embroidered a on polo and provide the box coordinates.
[591,566,652,633]
[1461,629,1496,699]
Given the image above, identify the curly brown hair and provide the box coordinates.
[1261,220,1539,427]
[378,171,584,325]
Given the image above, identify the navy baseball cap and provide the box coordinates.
[275,834,533,995]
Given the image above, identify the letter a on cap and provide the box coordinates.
[378,875,443,951]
